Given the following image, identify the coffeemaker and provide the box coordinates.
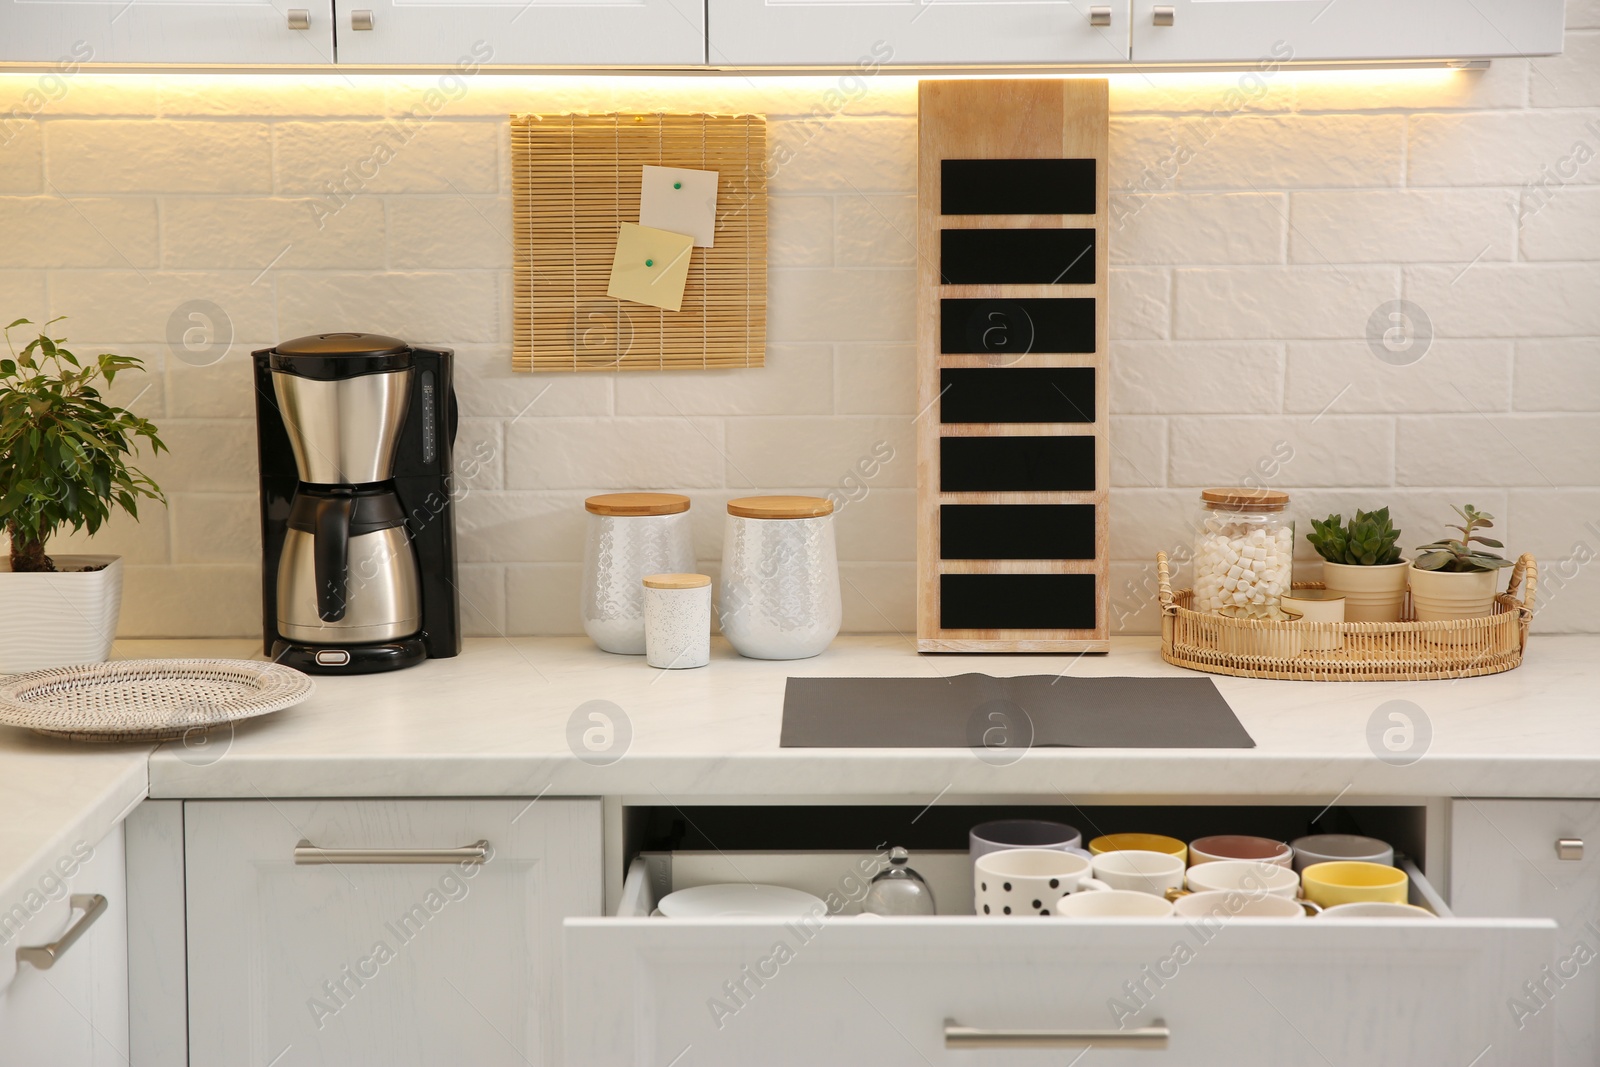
[253,332,461,674]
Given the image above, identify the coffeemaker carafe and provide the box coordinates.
[254,333,460,674]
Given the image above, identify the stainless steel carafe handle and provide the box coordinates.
[17,895,107,970]
[295,840,490,865]
[945,1020,1169,1050]
[313,495,354,623]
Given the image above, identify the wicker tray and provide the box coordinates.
[0,659,314,742]
[1157,552,1535,681]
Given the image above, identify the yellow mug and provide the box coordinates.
[1088,833,1188,865]
[1300,861,1409,908]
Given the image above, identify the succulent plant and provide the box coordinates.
[1306,507,1403,566]
[1413,504,1515,573]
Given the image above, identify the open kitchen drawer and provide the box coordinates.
[566,808,1560,1066]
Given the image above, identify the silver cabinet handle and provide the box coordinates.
[1558,838,1584,861]
[350,9,374,29]
[286,8,310,29]
[295,839,489,865]
[1152,4,1175,25]
[1089,5,1111,25]
[945,1020,1169,1050]
[17,895,107,970]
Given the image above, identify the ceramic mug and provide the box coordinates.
[1172,889,1308,920]
[1088,833,1189,864]
[969,820,1084,864]
[1184,859,1301,899]
[1188,835,1293,868]
[1301,861,1409,908]
[1320,901,1436,919]
[1055,890,1175,919]
[974,848,1109,917]
[1091,850,1186,897]
[1289,834,1394,872]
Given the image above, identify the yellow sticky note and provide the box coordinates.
[606,223,695,312]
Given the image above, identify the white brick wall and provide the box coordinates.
[3,56,1598,639]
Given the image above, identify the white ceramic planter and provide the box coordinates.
[1320,560,1411,623]
[1408,564,1499,622]
[0,555,122,674]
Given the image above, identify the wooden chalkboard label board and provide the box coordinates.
[917,79,1110,653]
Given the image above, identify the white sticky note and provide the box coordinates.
[639,165,719,248]
[606,223,695,312]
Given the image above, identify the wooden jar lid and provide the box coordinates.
[1200,487,1289,512]
[643,573,711,590]
[585,493,690,517]
[726,495,834,519]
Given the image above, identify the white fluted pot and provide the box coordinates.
[0,555,122,674]
[1320,560,1411,623]
[581,494,696,655]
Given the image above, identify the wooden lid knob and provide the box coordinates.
[726,495,834,519]
[642,573,711,590]
[1199,487,1289,511]
[585,493,690,517]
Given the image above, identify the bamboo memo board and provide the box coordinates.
[511,113,768,372]
[916,79,1110,653]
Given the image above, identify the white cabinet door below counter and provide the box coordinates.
[185,798,602,1067]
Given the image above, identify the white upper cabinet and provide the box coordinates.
[0,0,339,64]
[708,0,1130,66]
[330,0,705,65]
[1129,0,1564,63]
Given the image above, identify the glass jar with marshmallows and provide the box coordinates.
[1192,488,1294,618]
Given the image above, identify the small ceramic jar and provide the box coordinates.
[643,573,712,670]
[719,496,841,660]
[581,493,695,655]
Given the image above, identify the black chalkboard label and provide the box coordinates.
[940,367,1095,424]
[940,298,1095,356]
[941,229,1095,286]
[941,504,1096,560]
[940,436,1096,492]
[940,573,1097,630]
[942,159,1096,216]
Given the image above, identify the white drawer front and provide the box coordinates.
[567,857,1556,1066]
[186,798,602,1067]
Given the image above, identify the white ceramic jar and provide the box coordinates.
[719,496,841,661]
[581,493,695,655]
[643,573,712,669]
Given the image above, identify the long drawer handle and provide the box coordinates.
[945,1019,1169,1050]
[294,840,489,865]
[17,894,107,970]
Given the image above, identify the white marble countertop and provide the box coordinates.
[126,634,1600,804]
[3,634,1597,906]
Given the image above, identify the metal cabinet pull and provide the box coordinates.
[286,8,310,29]
[350,9,374,29]
[294,839,489,865]
[945,1019,1169,1050]
[1152,4,1175,25]
[16,895,107,971]
[1558,838,1584,861]
[1088,5,1111,25]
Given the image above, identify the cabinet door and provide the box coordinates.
[185,798,602,1067]
[0,824,129,1067]
[707,0,1129,66]
[1452,799,1600,1067]
[0,0,338,64]
[1130,0,1563,63]
[330,0,704,65]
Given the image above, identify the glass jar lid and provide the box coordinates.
[1199,487,1289,513]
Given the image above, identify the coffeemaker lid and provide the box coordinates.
[269,332,413,380]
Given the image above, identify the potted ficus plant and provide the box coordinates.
[0,317,165,673]
[1306,507,1409,622]
[1408,504,1516,623]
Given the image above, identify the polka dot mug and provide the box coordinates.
[973,848,1110,917]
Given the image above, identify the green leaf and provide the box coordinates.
[5,318,32,330]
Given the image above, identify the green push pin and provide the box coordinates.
[673,181,682,189]
[645,258,654,267]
